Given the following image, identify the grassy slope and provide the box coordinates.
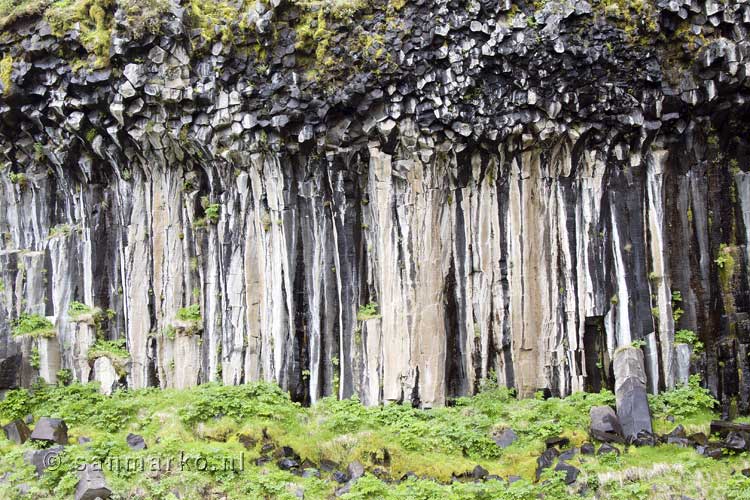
[0,379,748,499]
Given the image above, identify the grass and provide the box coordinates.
[0,373,737,499]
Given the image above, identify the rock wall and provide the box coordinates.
[0,0,750,410]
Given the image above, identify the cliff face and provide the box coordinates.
[0,0,749,410]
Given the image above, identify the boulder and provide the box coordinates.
[347,461,365,480]
[545,436,570,449]
[493,428,518,448]
[535,447,559,480]
[471,464,488,480]
[277,458,299,470]
[596,443,620,456]
[3,419,31,444]
[30,417,68,445]
[664,425,690,447]
[554,461,580,484]
[613,347,653,441]
[24,445,64,476]
[74,464,111,500]
[724,431,750,451]
[710,420,750,438]
[580,442,595,455]
[126,433,147,450]
[589,405,624,443]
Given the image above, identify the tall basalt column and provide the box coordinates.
[613,347,653,440]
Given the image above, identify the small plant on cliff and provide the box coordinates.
[87,338,129,375]
[12,313,55,338]
[674,329,704,353]
[8,172,28,189]
[715,243,736,289]
[356,301,381,321]
[56,368,72,386]
[177,304,202,322]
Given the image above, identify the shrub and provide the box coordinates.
[674,329,704,353]
[12,313,55,338]
[67,301,92,318]
[649,374,717,418]
[0,388,32,421]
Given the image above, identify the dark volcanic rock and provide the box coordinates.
[589,406,624,443]
[535,447,559,481]
[126,433,147,451]
[493,428,518,448]
[554,461,580,484]
[30,418,68,445]
[2,419,31,444]
[580,442,595,455]
[74,464,111,500]
[614,348,653,441]
[597,443,620,456]
[24,445,64,476]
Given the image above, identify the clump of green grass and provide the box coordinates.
[674,329,704,353]
[356,301,380,321]
[12,313,55,338]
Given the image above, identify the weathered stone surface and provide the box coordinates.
[74,464,111,500]
[589,406,624,443]
[30,418,68,445]
[24,446,64,476]
[614,348,653,441]
[126,433,147,450]
[0,356,22,389]
[2,419,31,444]
[93,357,119,396]
[554,461,580,484]
[493,428,518,448]
[0,0,748,412]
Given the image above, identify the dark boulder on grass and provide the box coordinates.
[24,445,64,476]
[126,433,147,450]
[711,420,750,438]
[332,470,349,483]
[535,447,559,480]
[545,436,570,449]
[580,442,595,455]
[277,457,300,471]
[3,419,31,444]
[596,443,620,456]
[348,461,365,480]
[493,428,518,448]
[589,405,624,443]
[724,431,750,452]
[471,464,488,480]
[30,417,68,445]
[74,464,111,500]
[613,347,653,442]
[554,461,580,484]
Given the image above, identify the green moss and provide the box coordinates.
[12,313,55,338]
[715,243,736,292]
[8,172,28,189]
[45,0,115,68]
[0,52,12,94]
[0,0,49,29]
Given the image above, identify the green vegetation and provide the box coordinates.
[356,301,380,321]
[674,329,704,353]
[0,52,12,94]
[177,304,202,322]
[204,203,220,224]
[8,172,28,189]
[649,374,717,420]
[12,313,55,338]
[0,377,743,499]
[715,243,736,291]
[87,338,129,376]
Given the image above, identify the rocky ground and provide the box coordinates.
[0,350,749,499]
